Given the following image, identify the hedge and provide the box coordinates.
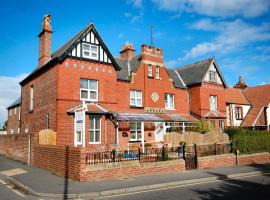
[225,127,270,154]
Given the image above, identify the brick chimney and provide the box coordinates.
[38,14,52,67]
[120,43,135,60]
[234,75,248,89]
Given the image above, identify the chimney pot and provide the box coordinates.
[120,43,135,60]
[38,14,52,67]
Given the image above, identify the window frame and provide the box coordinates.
[165,93,175,110]
[219,120,224,132]
[148,65,153,77]
[235,106,243,120]
[80,79,98,102]
[209,70,217,83]
[130,90,143,107]
[209,95,217,111]
[129,122,142,141]
[89,116,101,144]
[156,66,160,79]
[82,43,98,60]
[29,86,34,112]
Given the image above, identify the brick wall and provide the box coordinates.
[80,159,185,181]
[239,152,270,165]
[0,134,30,163]
[7,105,21,134]
[32,145,83,180]
[197,154,236,169]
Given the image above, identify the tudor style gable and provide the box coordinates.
[203,61,223,85]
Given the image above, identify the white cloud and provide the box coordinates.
[127,0,143,9]
[0,73,28,126]
[183,19,270,59]
[124,11,144,23]
[152,0,270,18]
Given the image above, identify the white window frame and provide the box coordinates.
[130,90,142,107]
[129,122,142,141]
[165,94,175,110]
[148,65,153,77]
[209,95,217,111]
[80,79,98,102]
[9,109,12,116]
[156,66,160,79]
[209,71,217,82]
[82,43,98,60]
[235,107,243,120]
[29,86,34,111]
[89,116,101,144]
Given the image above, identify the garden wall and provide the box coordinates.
[0,133,30,163]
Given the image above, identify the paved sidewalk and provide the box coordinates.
[0,155,269,198]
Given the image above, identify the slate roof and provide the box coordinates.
[241,84,270,127]
[7,97,21,109]
[20,23,120,85]
[115,55,141,81]
[165,68,186,88]
[225,88,250,105]
[175,57,228,87]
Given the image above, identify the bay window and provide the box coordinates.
[129,122,141,141]
[89,116,101,143]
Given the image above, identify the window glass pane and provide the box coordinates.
[77,131,82,142]
[95,117,100,129]
[136,99,142,106]
[130,122,136,130]
[90,131,94,142]
[137,131,141,140]
[95,131,100,142]
[130,98,135,105]
[82,44,90,50]
[90,118,94,129]
[130,131,136,140]
[130,90,135,98]
[137,91,142,98]
[89,80,97,90]
[80,79,88,89]
[137,122,141,129]
[83,51,90,57]
[91,45,98,52]
[81,90,88,99]
[90,91,97,99]
[91,53,98,58]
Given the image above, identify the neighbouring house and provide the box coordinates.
[225,86,251,127]
[7,97,21,134]
[241,84,270,130]
[174,58,228,132]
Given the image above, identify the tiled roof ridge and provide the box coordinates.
[175,57,214,70]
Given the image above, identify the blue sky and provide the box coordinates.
[0,0,270,125]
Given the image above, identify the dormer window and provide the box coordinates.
[209,71,217,82]
[82,43,98,60]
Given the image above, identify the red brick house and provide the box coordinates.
[7,15,235,151]
[175,58,228,132]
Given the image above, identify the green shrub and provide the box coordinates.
[194,119,210,134]
[226,128,270,154]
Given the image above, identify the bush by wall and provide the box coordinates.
[225,127,270,154]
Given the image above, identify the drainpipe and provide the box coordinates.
[27,134,31,165]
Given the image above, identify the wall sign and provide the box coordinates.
[151,92,159,102]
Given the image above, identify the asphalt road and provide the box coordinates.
[101,174,270,200]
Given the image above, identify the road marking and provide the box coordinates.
[0,168,27,177]
[0,178,26,197]
[0,178,7,185]
[100,172,270,199]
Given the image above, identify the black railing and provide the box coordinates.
[85,146,183,165]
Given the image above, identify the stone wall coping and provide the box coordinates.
[239,152,270,157]
[85,159,185,171]
[197,154,234,161]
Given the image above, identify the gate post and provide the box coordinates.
[194,143,198,168]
